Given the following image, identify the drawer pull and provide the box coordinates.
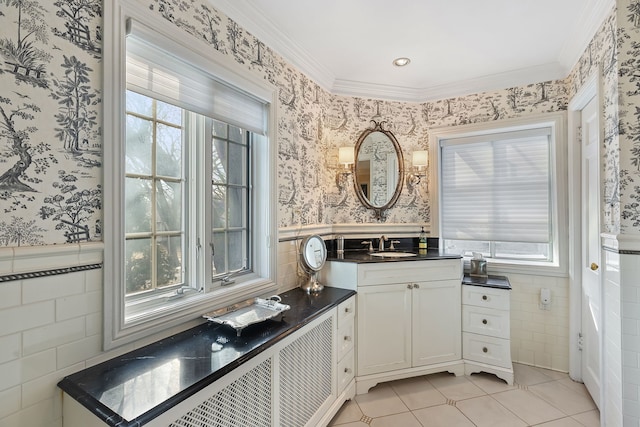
[482,347,488,353]
[482,319,488,325]
[482,295,488,301]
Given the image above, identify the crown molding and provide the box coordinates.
[333,62,566,102]
[557,0,615,76]
[209,0,613,103]
[207,0,335,91]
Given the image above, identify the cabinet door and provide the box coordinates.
[412,279,461,367]
[357,283,412,376]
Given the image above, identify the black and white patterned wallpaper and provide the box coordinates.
[0,0,637,246]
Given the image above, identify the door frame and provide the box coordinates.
[567,69,604,401]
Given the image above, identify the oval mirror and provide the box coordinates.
[353,121,404,219]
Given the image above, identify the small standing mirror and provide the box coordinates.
[299,235,327,293]
[353,121,404,219]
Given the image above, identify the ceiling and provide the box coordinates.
[208,0,613,102]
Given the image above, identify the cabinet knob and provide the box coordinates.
[407,284,413,289]
[414,284,420,289]
[482,319,488,325]
[482,295,488,301]
[344,307,351,313]
[482,347,488,353]
[590,262,599,271]
[344,367,351,373]
[344,335,351,341]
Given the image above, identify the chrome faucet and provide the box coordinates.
[378,235,387,251]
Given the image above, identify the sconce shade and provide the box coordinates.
[338,146,355,165]
[412,150,428,168]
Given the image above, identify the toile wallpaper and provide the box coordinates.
[0,0,638,248]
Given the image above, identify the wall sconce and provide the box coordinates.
[336,146,354,190]
[407,150,428,190]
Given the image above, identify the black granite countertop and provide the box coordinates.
[57,287,355,427]
[462,274,512,290]
[326,249,462,263]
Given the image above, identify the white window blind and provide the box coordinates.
[126,19,267,135]
[440,128,551,243]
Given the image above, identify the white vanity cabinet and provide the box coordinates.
[462,283,514,385]
[323,258,464,394]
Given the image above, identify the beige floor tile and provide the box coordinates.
[532,366,570,381]
[492,389,566,425]
[529,380,597,416]
[427,374,486,401]
[327,422,369,427]
[329,400,363,426]
[513,363,556,386]
[532,417,584,426]
[456,395,527,427]
[390,376,447,410]
[571,409,601,427]
[412,404,475,427]
[468,372,517,394]
[370,411,423,427]
[354,383,409,419]
[557,378,595,399]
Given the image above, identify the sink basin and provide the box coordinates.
[370,252,417,258]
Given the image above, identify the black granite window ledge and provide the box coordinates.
[58,286,356,427]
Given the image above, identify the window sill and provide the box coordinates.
[110,277,278,349]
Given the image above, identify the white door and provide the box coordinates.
[581,95,601,408]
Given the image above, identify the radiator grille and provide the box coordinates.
[279,317,334,427]
[169,358,272,427]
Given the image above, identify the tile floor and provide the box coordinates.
[329,363,599,427]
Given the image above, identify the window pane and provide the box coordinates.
[495,242,549,260]
[228,143,246,185]
[443,239,490,257]
[228,187,245,228]
[156,124,182,178]
[229,125,242,143]
[126,115,152,175]
[228,231,245,270]
[212,186,227,228]
[125,177,151,233]
[156,100,182,125]
[126,91,153,116]
[125,238,152,294]
[212,119,227,138]
[156,235,183,287]
[212,138,227,183]
[212,232,225,276]
[156,180,182,232]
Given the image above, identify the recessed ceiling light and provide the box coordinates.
[392,57,411,67]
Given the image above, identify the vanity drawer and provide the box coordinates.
[462,285,509,310]
[337,349,355,394]
[462,332,512,369]
[462,305,510,339]
[337,296,356,326]
[357,259,462,286]
[337,319,355,360]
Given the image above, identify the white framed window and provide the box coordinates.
[429,112,567,275]
[103,0,277,349]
